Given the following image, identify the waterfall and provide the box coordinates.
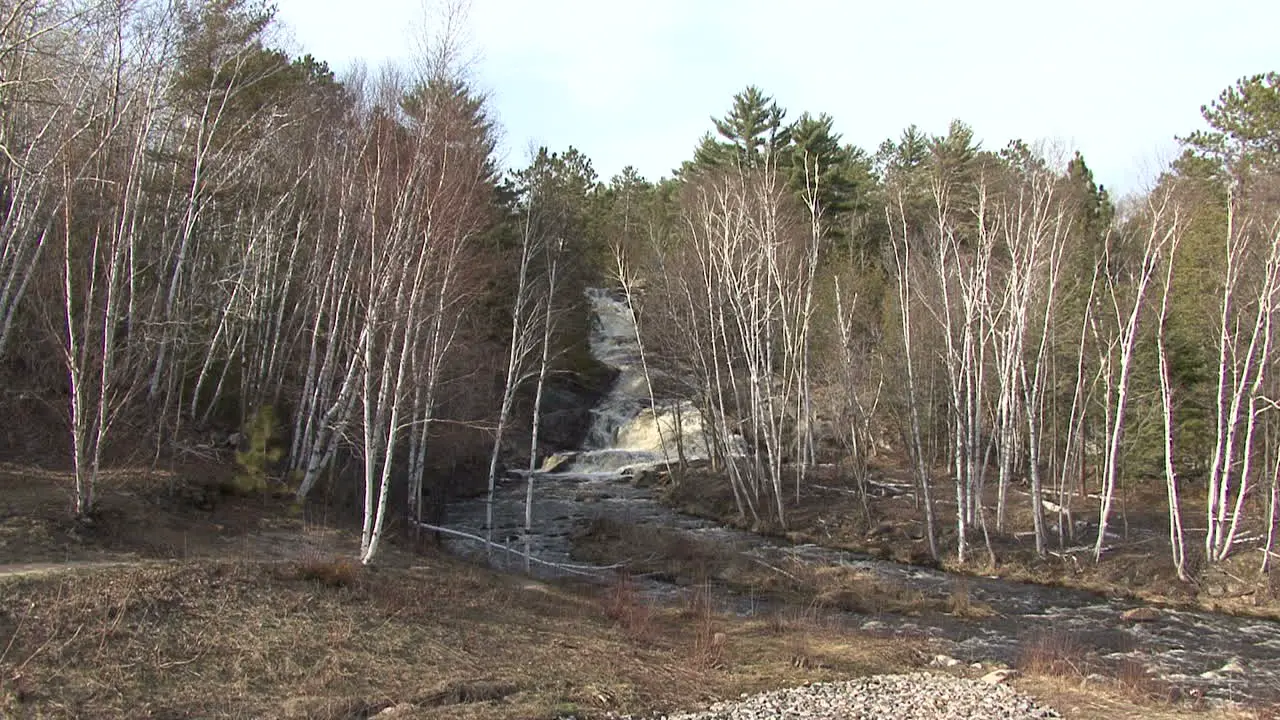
[568,288,710,474]
[438,288,722,572]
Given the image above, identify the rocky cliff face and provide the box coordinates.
[534,367,618,455]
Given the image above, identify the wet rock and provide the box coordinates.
[1201,658,1247,679]
[866,521,895,538]
[542,453,573,472]
[1121,606,1160,622]
[632,468,662,487]
[535,355,618,453]
[981,668,1017,685]
[539,408,594,450]
[1207,697,1243,712]
[1219,658,1247,674]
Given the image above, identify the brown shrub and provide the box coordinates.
[685,582,725,669]
[946,579,996,619]
[601,574,655,643]
[1019,630,1090,677]
[1113,656,1170,702]
[296,555,362,588]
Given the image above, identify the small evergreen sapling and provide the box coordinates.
[234,406,283,494]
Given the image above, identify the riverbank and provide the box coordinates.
[1,464,1260,719]
[0,464,916,718]
[654,461,1280,622]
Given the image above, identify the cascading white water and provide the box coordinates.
[436,288,727,573]
[571,288,711,474]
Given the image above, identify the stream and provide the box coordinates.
[441,288,1280,708]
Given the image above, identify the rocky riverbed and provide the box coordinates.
[441,289,1280,709]
[444,464,1279,708]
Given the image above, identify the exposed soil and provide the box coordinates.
[0,461,363,569]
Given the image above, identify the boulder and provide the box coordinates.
[1121,606,1160,622]
[980,668,1017,685]
[865,521,895,539]
[535,365,619,452]
[373,703,418,718]
[541,453,573,472]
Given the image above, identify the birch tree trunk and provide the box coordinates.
[888,199,939,561]
[1155,239,1189,581]
[1094,193,1180,562]
[487,210,543,549]
[1205,190,1280,562]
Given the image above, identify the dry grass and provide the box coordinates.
[1112,656,1171,703]
[684,582,726,670]
[1018,631,1185,711]
[295,553,363,588]
[1020,629,1093,677]
[573,517,982,620]
[599,573,655,642]
[945,578,997,619]
[761,601,834,670]
[572,517,731,582]
[1016,674,1264,720]
[804,564,934,615]
[0,555,928,719]
[0,462,1268,719]
[0,464,935,718]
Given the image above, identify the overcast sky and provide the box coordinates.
[272,0,1278,196]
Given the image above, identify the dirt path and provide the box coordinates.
[0,559,156,579]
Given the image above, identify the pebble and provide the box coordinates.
[641,673,1061,720]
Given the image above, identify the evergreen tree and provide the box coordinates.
[875,124,930,179]
[930,119,979,178]
[1180,72,1280,179]
[692,85,790,171]
[511,146,606,279]
[787,112,861,217]
[604,165,653,258]
[1065,151,1115,257]
[173,0,293,151]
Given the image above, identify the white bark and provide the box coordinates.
[1205,192,1280,562]
[487,209,544,548]
[887,198,939,561]
[1094,193,1179,562]
[1156,248,1189,581]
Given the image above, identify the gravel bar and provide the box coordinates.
[650,672,1061,720]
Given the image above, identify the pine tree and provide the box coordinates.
[1180,72,1280,179]
[693,86,790,171]
[787,112,866,218]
